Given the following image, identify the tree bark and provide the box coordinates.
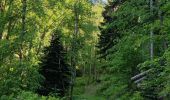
[0,1,5,39]
[131,69,151,81]
[19,0,27,63]
[150,0,154,60]
[70,1,79,100]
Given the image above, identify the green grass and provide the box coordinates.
[73,77,106,100]
[73,95,105,100]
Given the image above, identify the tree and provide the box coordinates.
[97,0,123,59]
[38,31,71,97]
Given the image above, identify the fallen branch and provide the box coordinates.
[131,69,152,81]
[134,76,146,84]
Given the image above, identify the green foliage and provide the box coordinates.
[0,0,101,99]
[1,91,59,100]
[4,0,170,99]
[97,0,170,99]
[39,32,71,96]
[73,77,87,95]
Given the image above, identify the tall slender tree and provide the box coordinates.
[70,1,79,99]
[150,0,154,60]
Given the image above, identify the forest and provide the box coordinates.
[1,0,170,100]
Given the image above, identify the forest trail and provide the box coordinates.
[78,83,105,100]
[73,78,105,100]
[84,83,99,96]
[2,0,170,99]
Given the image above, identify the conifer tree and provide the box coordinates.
[97,1,123,58]
[38,30,71,97]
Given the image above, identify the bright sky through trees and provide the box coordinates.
[102,0,107,3]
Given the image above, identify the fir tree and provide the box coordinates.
[38,30,71,97]
[97,1,123,58]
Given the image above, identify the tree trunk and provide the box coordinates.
[150,0,153,60]
[0,1,5,39]
[70,1,79,100]
[19,0,27,63]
